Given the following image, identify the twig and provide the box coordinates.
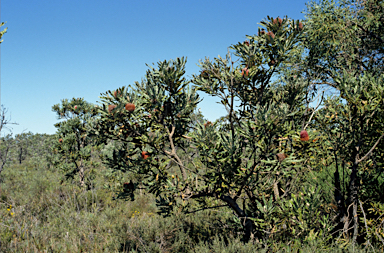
[165,126,187,180]
[185,204,228,214]
[303,89,326,130]
[375,231,384,247]
[356,133,384,164]
[359,200,374,251]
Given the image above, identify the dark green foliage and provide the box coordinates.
[52,97,102,188]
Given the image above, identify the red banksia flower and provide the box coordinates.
[74,105,78,109]
[141,151,150,159]
[59,138,63,143]
[108,104,116,113]
[300,130,309,141]
[273,18,278,25]
[125,103,135,112]
[278,17,282,26]
[241,67,249,77]
[244,40,250,46]
[276,153,288,162]
[298,22,303,30]
[204,121,213,128]
[201,70,209,79]
[267,31,275,39]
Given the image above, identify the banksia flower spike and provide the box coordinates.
[300,130,309,141]
[298,22,303,30]
[241,67,249,77]
[108,104,117,113]
[244,40,250,46]
[141,151,150,159]
[204,121,213,128]
[125,103,135,112]
[267,31,275,40]
[201,70,209,79]
[276,153,288,162]
[59,138,63,143]
[278,17,283,26]
[259,30,266,36]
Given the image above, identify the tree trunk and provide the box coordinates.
[333,153,348,237]
[79,159,85,188]
[348,163,359,242]
[220,195,254,242]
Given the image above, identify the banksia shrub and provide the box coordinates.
[125,103,135,112]
[300,130,309,141]
[108,104,116,113]
[141,151,150,159]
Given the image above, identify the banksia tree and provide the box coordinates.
[304,0,384,244]
[91,57,200,204]
[52,98,100,188]
[187,16,317,242]
[92,16,324,243]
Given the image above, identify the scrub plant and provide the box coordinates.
[92,17,329,243]
[52,98,101,188]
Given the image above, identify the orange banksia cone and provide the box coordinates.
[108,104,116,113]
[141,151,150,159]
[241,67,249,77]
[300,130,309,141]
[125,103,135,112]
[276,153,288,162]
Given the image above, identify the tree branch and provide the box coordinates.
[356,133,384,164]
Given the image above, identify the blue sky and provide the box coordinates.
[1,0,309,136]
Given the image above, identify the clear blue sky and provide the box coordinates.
[1,0,308,136]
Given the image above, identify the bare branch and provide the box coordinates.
[304,90,326,130]
[356,133,384,164]
[165,126,187,181]
[185,204,227,214]
[359,200,374,250]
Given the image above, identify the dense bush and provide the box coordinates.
[1,0,383,251]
